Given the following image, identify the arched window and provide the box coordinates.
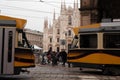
[57,38,59,42]
[68,16,72,25]
[50,38,52,43]
[57,29,60,34]
[57,47,59,52]
[68,30,71,36]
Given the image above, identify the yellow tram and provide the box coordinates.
[0,15,35,75]
[67,22,120,75]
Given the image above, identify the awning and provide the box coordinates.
[33,45,42,50]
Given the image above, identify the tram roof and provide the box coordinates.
[79,22,120,33]
[0,15,26,29]
[73,23,101,35]
[0,20,16,27]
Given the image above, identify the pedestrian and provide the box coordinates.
[41,54,46,65]
[47,47,52,64]
[56,51,60,62]
[59,49,67,66]
[51,51,58,66]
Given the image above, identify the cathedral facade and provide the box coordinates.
[43,0,80,52]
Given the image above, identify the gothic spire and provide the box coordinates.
[53,9,55,21]
[63,0,66,10]
[61,0,62,10]
[44,17,48,29]
[60,0,66,14]
[74,0,75,9]
[61,0,63,11]
[49,20,51,28]
[74,0,78,9]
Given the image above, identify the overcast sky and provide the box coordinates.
[0,0,80,32]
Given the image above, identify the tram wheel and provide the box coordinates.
[102,67,111,75]
[79,67,83,71]
[110,68,120,76]
[14,68,21,75]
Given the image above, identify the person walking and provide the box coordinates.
[59,49,67,66]
[47,47,52,64]
[51,51,58,66]
[41,54,46,65]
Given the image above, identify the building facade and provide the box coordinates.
[25,29,43,48]
[80,0,120,26]
[80,0,98,26]
[43,0,80,52]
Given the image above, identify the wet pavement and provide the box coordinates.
[0,63,120,80]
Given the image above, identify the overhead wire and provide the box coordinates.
[0,0,80,19]
[5,0,61,8]
[41,2,60,8]
[0,0,80,14]
[0,4,59,14]
[4,0,80,8]
[0,4,55,19]
[6,0,75,4]
[0,12,52,19]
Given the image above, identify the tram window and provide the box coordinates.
[18,31,28,47]
[80,34,97,48]
[18,32,23,47]
[103,33,120,48]
[8,31,13,62]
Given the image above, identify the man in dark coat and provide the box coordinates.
[59,49,67,66]
[51,51,58,66]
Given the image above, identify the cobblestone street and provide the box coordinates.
[0,63,120,80]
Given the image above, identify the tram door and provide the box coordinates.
[0,28,15,74]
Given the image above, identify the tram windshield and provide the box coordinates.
[80,34,97,48]
[103,33,120,48]
[17,30,31,48]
